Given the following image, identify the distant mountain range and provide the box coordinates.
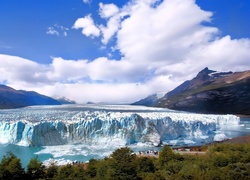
[0,85,62,109]
[133,68,250,115]
[55,97,76,104]
[131,92,166,106]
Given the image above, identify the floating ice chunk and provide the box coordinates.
[214,133,228,142]
[43,158,73,167]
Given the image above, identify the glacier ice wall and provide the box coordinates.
[0,106,240,146]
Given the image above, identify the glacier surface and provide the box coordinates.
[0,105,239,147]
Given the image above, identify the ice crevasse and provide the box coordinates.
[0,110,239,146]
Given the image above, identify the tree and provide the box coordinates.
[137,157,155,173]
[111,147,135,162]
[0,152,24,180]
[56,164,82,180]
[158,146,176,167]
[143,171,166,180]
[45,163,58,179]
[227,163,250,180]
[26,156,45,179]
[109,147,138,180]
[86,159,98,178]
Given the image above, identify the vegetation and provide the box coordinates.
[0,143,250,179]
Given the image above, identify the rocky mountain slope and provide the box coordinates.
[0,85,61,109]
[55,97,76,104]
[155,68,250,115]
[131,92,166,106]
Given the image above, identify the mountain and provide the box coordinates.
[55,97,76,104]
[0,85,61,109]
[131,92,166,106]
[155,68,250,115]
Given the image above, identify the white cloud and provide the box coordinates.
[191,36,250,72]
[98,3,121,44]
[99,3,119,19]
[100,15,121,44]
[46,27,60,36]
[0,54,50,85]
[47,24,69,37]
[117,0,216,64]
[0,54,153,103]
[73,14,100,38]
[83,0,91,4]
[2,0,250,104]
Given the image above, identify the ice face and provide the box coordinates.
[0,105,240,146]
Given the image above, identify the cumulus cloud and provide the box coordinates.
[99,3,119,19]
[83,0,91,4]
[2,0,250,103]
[0,53,171,103]
[47,24,69,37]
[98,3,122,44]
[73,14,100,38]
[46,27,60,36]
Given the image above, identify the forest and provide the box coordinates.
[0,143,250,180]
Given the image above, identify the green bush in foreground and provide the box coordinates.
[0,143,250,180]
[0,152,24,180]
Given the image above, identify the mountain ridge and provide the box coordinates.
[55,97,76,104]
[0,84,61,109]
[133,68,250,115]
[131,91,167,106]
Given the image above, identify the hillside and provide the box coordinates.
[131,92,166,106]
[155,68,250,115]
[0,85,61,109]
[55,97,76,104]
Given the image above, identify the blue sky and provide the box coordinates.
[0,0,250,103]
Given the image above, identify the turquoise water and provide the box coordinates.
[0,143,161,167]
[0,144,46,167]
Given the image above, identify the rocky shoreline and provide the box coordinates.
[217,135,250,144]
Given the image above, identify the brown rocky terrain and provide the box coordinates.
[155,68,250,115]
[221,135,250,144]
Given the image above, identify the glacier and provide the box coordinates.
[0,105,240,147]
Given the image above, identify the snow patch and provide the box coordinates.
[214,133,228,142]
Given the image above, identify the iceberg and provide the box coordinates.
[0,105,240,146]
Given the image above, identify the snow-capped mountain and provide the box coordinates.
[132,67,250,115]
[131,91,167,106]
[156,68,250,115]
[55,97,76,104]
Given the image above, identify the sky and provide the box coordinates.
[0,0,250,104]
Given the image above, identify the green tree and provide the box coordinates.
[109,147,138,180]
[143,171,166,180]
[26,156,45,179]
[56,164,86,180]
[0,152,24,180]
[111,147,134,161]
[45,163,58,179]
[227,163,250,180]
[212,155,229,167]
[137,157,155,173]
[86,159,98,179]
[56,164,74,180]
[158,146,176,167]
[95,159,111,180]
